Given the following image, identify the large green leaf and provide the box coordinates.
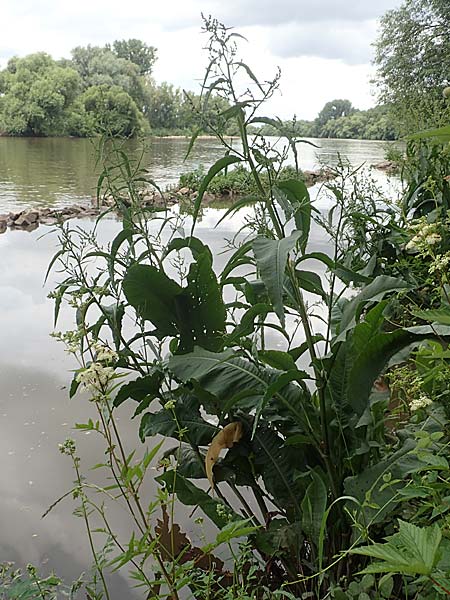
[327,304,450,431]
[252,231,301,326]
[123,247,226,352]
[114,371,163,408]
[412,307,450,325]
[139,395,216,445]
[301,470,328,547]
[168,347,311,430]
[274,180,311,252]
[225,303,270,345]
[163,236,212,261]
[123,264,181,338]
[344,439,418,525]
[176,250,226,353]
[352,520,442,576]
[409,125,450,143]
[337,275,410,338]
[252,423,303,513]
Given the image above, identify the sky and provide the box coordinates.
[0,0,402,120]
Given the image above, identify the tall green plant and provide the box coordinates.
[49,19,450,600]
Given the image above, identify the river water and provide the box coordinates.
[0,136,398,595]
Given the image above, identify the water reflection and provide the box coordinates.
[0,137,397,594]
[0,136,395,212]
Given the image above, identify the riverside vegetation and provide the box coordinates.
[3,12,450,600]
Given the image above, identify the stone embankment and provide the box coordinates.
[0,204,102,234]
[0,168,335,233]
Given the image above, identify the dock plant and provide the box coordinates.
[48,18,450,600]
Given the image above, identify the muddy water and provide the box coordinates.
[0,137,397,595]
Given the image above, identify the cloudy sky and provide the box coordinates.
[0,0,402,119]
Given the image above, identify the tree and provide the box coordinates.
[143,81,183,129]
[374,0,450,131]
[81,84,148,137]
[0,53,81,136]
[70,45,145,106]
[314,99,355,133]
[112,39,157,76]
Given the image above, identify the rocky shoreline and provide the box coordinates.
[0,168,335,233]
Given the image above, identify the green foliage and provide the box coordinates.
[0,53,81,136]
[257,103,398,141]
[111,39,157,76]
[315,98,355,129]
[81,84,148,137]
[47,17,450,600]
[0,563,80,599]
[374,0,450,132]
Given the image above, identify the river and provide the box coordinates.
[0,136,399,596]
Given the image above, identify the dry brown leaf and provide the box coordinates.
[205,421,243,490]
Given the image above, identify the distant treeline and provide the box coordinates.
[257,100,398,141]
[0,42,398,140]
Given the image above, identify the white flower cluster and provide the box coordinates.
[50,329,83,354]
[76,362,115,395]
[92,342,118,363]
[405,218,442,254]
[429,252,450,274]
[410,395,433,412]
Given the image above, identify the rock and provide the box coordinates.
[202,193,215,203]
[178,187,190,195]
[40,217,59,225]
[374,160,398,173]
[0,221,6,234]
[14,214,32,227]
[23,209,39,223]
[23,222,39,232]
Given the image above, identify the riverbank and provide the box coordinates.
[0,167,336,233]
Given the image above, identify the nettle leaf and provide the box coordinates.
[202,518,259,553]
[352,520,442,576]
[252,231,301,326]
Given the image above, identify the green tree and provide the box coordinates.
[112,39,157,76]
[0,53,81,136]
[80,84,148,137]
[70,45,145,106]
[314,98,355,134]
[374,0,450,131]
[143,81,183,129]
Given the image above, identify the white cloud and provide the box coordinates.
[0,0,401,118]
